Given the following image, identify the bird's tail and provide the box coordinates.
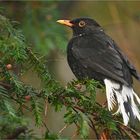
[104,79,140,126]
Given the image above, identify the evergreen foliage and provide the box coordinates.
[0,13,139,139]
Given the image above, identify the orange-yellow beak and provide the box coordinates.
[57,20,73,27]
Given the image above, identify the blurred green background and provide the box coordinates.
[1,1,140,138]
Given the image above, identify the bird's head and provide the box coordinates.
[57,17,102,36]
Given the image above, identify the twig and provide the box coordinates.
[116,121,140,137]
[10,96,32,111]
[74,106,85,113]
[73,106,99,139]
[44,99,48,116]
[100,129,110,140]
[88,117,99,140]
[0,81,11,89]
[73,105,98,120]
[118,124,136,140]
[58,124,68,134]
[116,121,140,140]
[71,130,79,139]
[42,121,50,132]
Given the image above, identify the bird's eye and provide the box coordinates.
[79,21,86,27]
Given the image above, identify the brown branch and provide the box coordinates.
[118,124,136,140]
[99,129,110,140]
[72,105,99,139]
[10,96,32,111]
[0,81,11,89]
[88,117,99,139]
[49,91,140,139]
[117,121,140,139]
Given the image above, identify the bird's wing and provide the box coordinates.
[71,35,132,85]
[112,41,140,81]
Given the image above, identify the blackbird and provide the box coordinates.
[57,17,140,126]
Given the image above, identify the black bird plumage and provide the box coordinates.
[57,17,140,125]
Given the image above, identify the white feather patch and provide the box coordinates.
[104,79,140,126]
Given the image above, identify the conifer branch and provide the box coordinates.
[0,13,139,139]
